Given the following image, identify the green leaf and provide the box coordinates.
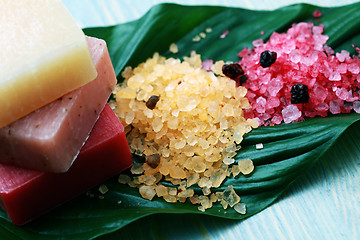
[1,2,360,239]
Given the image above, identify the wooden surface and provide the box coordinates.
[62,1,360,239]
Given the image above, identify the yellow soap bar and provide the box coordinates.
[0,0,97,128]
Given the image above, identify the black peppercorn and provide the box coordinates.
[222,63,244,80]
[146,154,160,169]
[260,50,277,68]
[146,95,160,109]
[290,83,309,104]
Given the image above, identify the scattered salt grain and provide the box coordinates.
[169,43,178,54]
[220,30,229,39]
[255,143,263,149]
[312,9,322,18]
[234,202,247,214]
[192,35,201,42]
[98,184,109,195]
[238,159,254,175]
[223,185,240,207]
[199,32,206,39]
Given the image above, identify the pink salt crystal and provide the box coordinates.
[290,50,301,63]
[336,50,350,62]
[313,9,322,18]
[348,62,360,74]
[315,103,329,112]
[266,97,280,109]
[353,101,360,113]
[255,97,266,113]
[336,63,347,74]
[271,114,283,125]
[261,30,264,35]
[202,59,213,71]
[220,30,229,39]
[329,72,341,81]
[352,44,360,55]
[267,78,283,96]
[335,88,351,101]
[312,85,328,104]
[324,46,335,55]
[282,105,302,124]
[252,39,264,47]
[329,100,342,114]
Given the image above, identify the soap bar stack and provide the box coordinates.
[0,0,133,225]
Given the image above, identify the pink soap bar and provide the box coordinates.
[0,36,116,173]
[0,104,133,226]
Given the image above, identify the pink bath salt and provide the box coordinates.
[335,88,352,101]
[290,50,301,63]
[324,45,335,55]
[252,39,264,47]
[311,85,328,104]
[336,63,347,74]
[282,105,302,123]
[348,62,360,74]
[220,30,229,39]
[271,114,283,125]
[267,78,284,96]
[237,22,360,125]
[255,97,267,113]
[267,96,281,109]
[202,59,213,71]
[336,50,350,62]
[329,71,341,81]
[315,102,329,112]
[313,10,322,18]
[353,101,360,113]
[352,44,360,55]
[329,100,342,114]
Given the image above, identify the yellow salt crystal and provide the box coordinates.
[169,165,187,179]
[155,184,168,197]
[169,43,179,54]
[186,173,200,187]
[211,60,225,75]
[238,158,255,175]
[178,189,194,198]
[139,185,156,200]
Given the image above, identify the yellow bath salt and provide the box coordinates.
[113,49,258,213]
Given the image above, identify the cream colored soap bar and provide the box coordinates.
[0,0,97,128]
